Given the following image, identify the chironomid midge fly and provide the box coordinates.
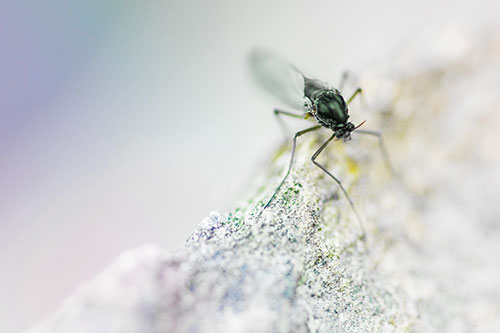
[249,49,394,239]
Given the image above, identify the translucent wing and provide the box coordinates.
[249,49,307,110]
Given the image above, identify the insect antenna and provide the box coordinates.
[355,120,367,130]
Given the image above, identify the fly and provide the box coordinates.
[249,49,394,239]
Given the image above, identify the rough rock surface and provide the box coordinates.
[30,30,500,332]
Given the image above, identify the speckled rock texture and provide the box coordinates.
[30,30,500,333]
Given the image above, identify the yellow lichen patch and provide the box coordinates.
[345,155,360,178]
[271,143,291,163]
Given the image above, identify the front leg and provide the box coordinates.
[355,129,395,176]
[311,134,366,240]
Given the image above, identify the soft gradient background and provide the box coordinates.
[1,1,499,331]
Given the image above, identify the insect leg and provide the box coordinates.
[339,71,349,91]
[311,134,366,239]
[264,125,321,208]
[355,129,422,210]
[347,88,363,104]
[274,109,305,118]
[355,129,396,176]
[274,109,308,140]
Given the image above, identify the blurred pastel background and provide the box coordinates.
[1,1,499,331]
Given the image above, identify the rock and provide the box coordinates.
[29,30,500,332]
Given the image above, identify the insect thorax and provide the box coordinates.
[305,89,350,129]
[304,96,329,128]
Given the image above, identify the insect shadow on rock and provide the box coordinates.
[249,49,395,240]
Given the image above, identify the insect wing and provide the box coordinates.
[249,49,306,110]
